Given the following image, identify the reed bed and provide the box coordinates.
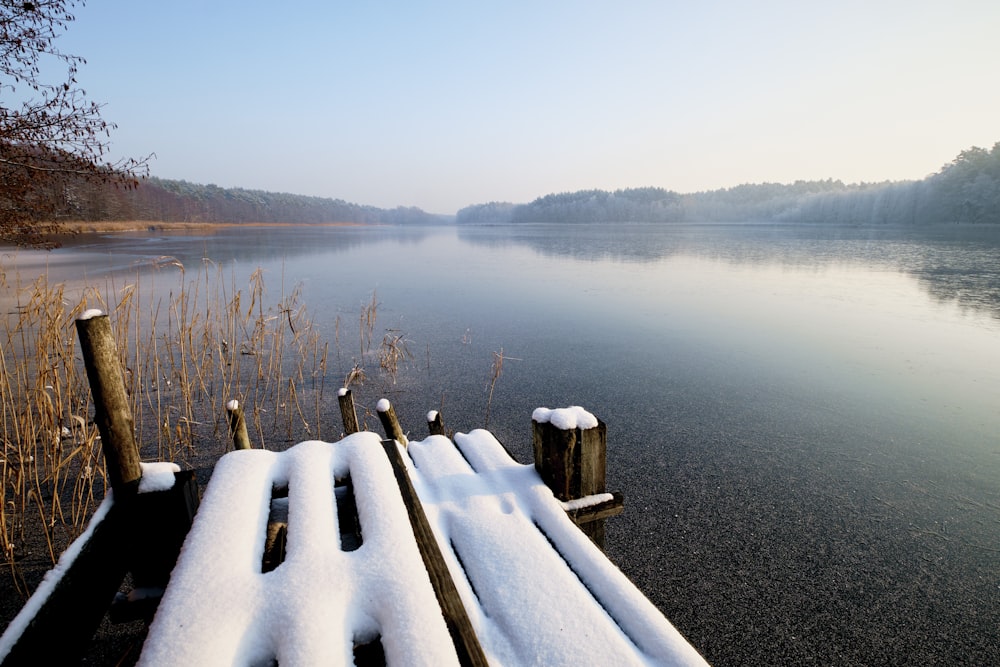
[0,257,405,594]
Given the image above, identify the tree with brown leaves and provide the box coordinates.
[0,0,148,245]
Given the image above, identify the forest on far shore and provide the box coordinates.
[458,143,1000,226]
[25,141,1000,229]
[41,176,450,226]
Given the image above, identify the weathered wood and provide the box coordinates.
[376,399,408,446]
[226,399,252,450]
[111,470,201,622]
[1,502,130,666]
[2,471,200,665]
[381,440,488,667]
[532,417,608,501]
[262,489,289,573]
[564,492,625,525]
[129,471,201,590]
[427,410,445,436]
[533,414,614,548]
[579,420,607,497]
[261,523,287,573]
[338,388,360,435]
[75,311,142,494]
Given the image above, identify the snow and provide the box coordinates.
[138,461,181,493]
[426,410,439,422]
[137,426,706,666]
[226,399,240,411]
[532,405,600,430]
[337,387,349,397]
[139,433,458,666]
[408,430,706,666]
[78,308,105,320]
[376,398,391,413]
[1,404,704,665]
[561,492,615,512]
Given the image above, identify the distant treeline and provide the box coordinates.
[51,176,448,225]
[457,143,1000,225]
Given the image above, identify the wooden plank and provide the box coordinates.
[380,439,488,667]
[2,472,200,664]
[565,492,625,525]
[1,502,130,666]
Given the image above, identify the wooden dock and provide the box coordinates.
[0,311,707,666]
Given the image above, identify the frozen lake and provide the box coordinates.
[5,222,999,665]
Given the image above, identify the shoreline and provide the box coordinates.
[53,220,368,234]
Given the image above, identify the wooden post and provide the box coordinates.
[226,399,252,450]
[382,440,489,667]
[338,387,360,435]
[532,407,617,548]
[376,398,408,446]
[75,310,142,495]
[427,409,445,436]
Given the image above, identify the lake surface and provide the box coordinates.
[4,223,999,665]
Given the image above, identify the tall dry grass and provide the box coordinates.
[0,258,405,594]
[1,252,510,598]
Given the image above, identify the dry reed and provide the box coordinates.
[0,256,470,597]
[0,257,352,592]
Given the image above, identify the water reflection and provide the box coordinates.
[457,223,1000,320]
[17,225,439,282]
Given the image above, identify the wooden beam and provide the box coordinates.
[565,492,625,525]
[381,440,488,667]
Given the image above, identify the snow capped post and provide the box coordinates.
[532,406,622,548]
[225,400,252,450]
[75,310,143,494]
[426,409,445,436]
[337,387,360,434]
[376,398,408,446]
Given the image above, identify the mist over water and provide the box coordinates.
[6,223,999,665]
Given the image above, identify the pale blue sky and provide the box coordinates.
[56,0,1000,213]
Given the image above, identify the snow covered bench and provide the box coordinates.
[137,424,707,666]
